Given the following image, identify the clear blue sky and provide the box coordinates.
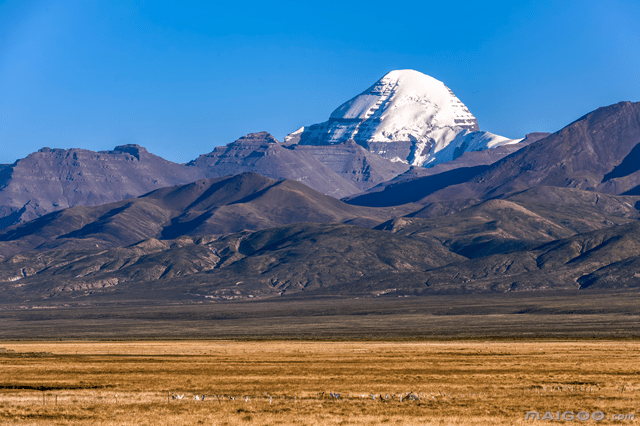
[1,0,639,164]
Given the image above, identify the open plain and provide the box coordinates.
[1,291,639,423]
[0,340,638,425]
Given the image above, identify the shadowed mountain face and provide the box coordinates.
[0,172,406,258]
[346,102,640,208]
[357,132,550,195]
[0,145,206,229]
[377,187,640,258]
[346,164,490,207]
[465,101,640,197]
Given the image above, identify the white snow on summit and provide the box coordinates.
[330,69,478,135]
[287,69,522,167]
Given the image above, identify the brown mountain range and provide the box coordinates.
[0,132,416,229]
[0,172,409,258]
[2,101,640,305]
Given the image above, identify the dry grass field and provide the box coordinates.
[0,340,638,425]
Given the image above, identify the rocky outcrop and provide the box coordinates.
[187,132,361,198]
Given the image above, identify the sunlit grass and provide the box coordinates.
[0,340,637,425]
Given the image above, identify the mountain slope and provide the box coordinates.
[360,132,549,193]
[346,102,640,209]
[377,188,640,258]
[0,173,406,258]
[420,220,640,293]
[0,145,205,229]
[463,101,640,197]
[4,216,640,304]
[288,141,410,191]
[0,223,464,303]
[189,132,411,195]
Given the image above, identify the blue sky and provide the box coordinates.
[1,0,639,164]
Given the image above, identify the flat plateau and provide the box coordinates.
[0,340,638,425]
[1,290,639,340]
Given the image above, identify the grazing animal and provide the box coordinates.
[404,392,420,401]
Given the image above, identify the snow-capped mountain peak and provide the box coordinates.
[286,69,521,167]
[329,69,478,130]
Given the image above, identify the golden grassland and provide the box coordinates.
[0,340,638,425]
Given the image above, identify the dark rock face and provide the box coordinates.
[466,102,640,198]
[0,145,206,229]
[345,132,548,197]
[365,140,416,164]
[187,132,362,198]
[289,140,410,191]
[188,131,411,195]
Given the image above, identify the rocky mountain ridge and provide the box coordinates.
[347,102,640,209]
[0,145,206,229]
